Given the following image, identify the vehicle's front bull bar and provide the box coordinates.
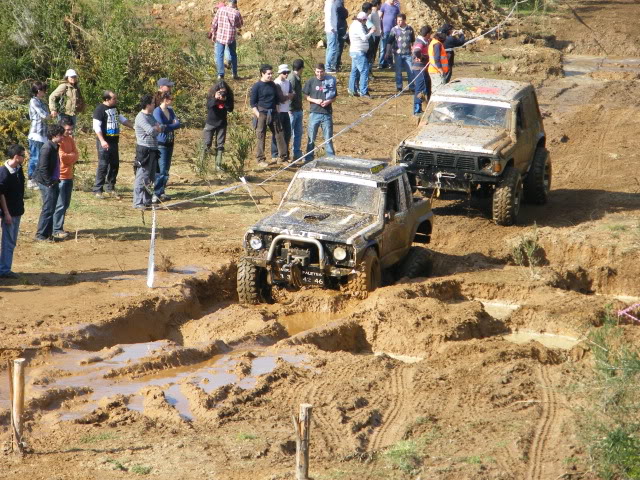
[266,235,326,268]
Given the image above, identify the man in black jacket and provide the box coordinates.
[440,23,465,83]
[33,124,65,241]
[0,145,26,278]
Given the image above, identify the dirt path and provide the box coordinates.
[2,0,640,478]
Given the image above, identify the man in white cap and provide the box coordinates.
[271,64,294,160]
[348,11,376,98]
[49,69,85,128]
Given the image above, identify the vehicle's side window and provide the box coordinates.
[385,180,401,213]
[516,102,526,131]
[401,175,412,209]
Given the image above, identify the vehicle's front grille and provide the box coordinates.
[414,151,480,171]
[457,156,476,170]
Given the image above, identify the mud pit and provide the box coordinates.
[3,0,640,477]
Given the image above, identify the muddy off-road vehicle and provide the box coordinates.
[396,78,552,225]
[237,157,434,304]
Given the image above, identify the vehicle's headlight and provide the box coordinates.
[333,246,347,261]
[479,157,492,170]
[249,236,263,250]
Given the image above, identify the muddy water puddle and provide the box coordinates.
[0,341,307,422]
[503,330,580,350]
[279,311,343,335]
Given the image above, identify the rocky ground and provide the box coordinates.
[1,0,640,478]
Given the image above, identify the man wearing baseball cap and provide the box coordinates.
[49,69,85,128]
[271,64,294,160]
[348,11,376,98]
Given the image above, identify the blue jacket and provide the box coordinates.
[153,106,182,145]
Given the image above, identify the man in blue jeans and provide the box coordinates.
[302,64,337,161]
[33,125,65,242]
[377,0,399,68]
[348,12,377,97]
[324,0,338,72]
[0,145,26,279]
[287,59,305,160]
[385,14,415,92]
[209,0,243,80]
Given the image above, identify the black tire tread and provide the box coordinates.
[493,167,522,226]
[397,246,433,279]
[524,147,551,205]
[343,249,380,299]
[237,257,268,304]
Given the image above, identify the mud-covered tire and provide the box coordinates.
[237,258,271,304]
[397,246,433,279]
[343,248,381,298]
[524,147,552,205]
[492,166,523,226]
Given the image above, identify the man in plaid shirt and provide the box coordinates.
[210,0,243,80]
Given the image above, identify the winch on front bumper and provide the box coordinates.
[401,148,503,192]
[245,234,355,288]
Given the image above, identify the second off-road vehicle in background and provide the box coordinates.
[396,78,552,225]
[237,157,434,304]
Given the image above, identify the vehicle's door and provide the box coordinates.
[522,91,542,161]
[380,177,409,267]
[511,99,533,174]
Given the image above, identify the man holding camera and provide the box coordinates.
[440,23,465,83]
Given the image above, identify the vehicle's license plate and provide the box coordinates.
[302,271,325,286]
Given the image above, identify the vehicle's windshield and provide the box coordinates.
[428,101,509,128]
[284,176,380,215]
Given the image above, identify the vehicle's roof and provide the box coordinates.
[304,156,405,182]
[434,78,532,102]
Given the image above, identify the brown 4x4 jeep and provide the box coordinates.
[396,78,552,225]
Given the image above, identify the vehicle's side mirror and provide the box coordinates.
[384,210,396,222]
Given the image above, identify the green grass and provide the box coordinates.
[79,432,118,444]
[384,439,422,474]
[236,432,258,441]
[130,465,152,475]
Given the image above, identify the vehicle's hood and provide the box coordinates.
[252,204,377,241]
[403,124,510,155]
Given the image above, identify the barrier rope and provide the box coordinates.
[145,1,529,286]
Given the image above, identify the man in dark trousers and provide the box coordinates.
[92,90,133,199]
[0,145,26,279]
[250,64,288,168]
[440,23,465,83]
[33,124,65,242]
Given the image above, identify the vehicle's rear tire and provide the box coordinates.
[237,257,271,304]
[524,147,552,205]
[397,246,433,279]
[343,248,381,298]
[492,166,523,226]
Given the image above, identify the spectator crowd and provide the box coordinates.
[0,0,466,279]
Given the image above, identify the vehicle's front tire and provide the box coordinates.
[237,257,272,304]
[492,166,523,226]
[344,248,381,298]
[524,147,552,205]
[397,246,433,279]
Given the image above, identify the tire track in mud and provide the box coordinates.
[367,365,412,452]
[527,365,557,480]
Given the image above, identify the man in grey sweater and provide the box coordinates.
[133,94,163,209]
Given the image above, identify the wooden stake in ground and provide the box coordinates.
[11,358,26,454]
[292,403,313,480]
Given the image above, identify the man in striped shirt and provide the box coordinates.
[210,0,243,80]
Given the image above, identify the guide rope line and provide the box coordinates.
[162,0,527,210]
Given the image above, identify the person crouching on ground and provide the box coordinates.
[52,117,78,240]
[203,81,234,170]
[133,94,163,210]
[153,92,182,203]
[33,124,65,241]
[0,145,27,279]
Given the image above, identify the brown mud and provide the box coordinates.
[2,0,640,478]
